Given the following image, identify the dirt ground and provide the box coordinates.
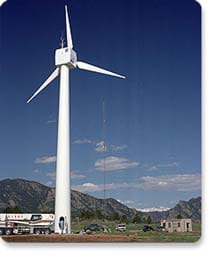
[1,234,139,243]
[1,231,201,243]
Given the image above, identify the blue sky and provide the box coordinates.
[0,0,201,211]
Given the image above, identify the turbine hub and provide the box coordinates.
[55,47,77,67]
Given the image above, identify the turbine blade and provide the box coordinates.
[76,61,126,79]
[27,68,59,103]
[65,5,73,48]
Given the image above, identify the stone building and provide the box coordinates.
[161,218,192,232]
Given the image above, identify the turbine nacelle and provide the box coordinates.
[55,47,77,68]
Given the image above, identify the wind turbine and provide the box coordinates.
[27,5,126,234]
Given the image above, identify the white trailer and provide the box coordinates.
[0,213,55,235]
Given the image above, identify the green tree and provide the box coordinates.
[111,212,120,221]
[96,209,104,219]
[132,214,142,224]
[146,215,152,224]
[80,210,95,219]
[176,214,182,219]
[120,214,128,224]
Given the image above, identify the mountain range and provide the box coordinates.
[0,179,201,222]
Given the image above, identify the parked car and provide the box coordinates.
[115,224,126,232]
[84,223,104,233]
[155,226,166,232]
[143,225,154,232]
[83,223,110,234]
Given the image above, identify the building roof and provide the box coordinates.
[161,218,192,222]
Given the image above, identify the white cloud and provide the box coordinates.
[46,172,56,178]
[95,156,139,171]
[72,174,200,193]
[72,182,130,193]
[74,138,127,153]
[70,171,86,179]
[46,170,85,180]
[147,166,158,171]
[73,138,93,144]
[110,144,128,152]
[35,156,56,164]
[46,119,56,124]
[94,141,127,153]
[117,199,135,206]
[33,169,40,174]
[147,162,179,171]
[122,200,134,205]
[139,174,201,192]
[45,181,53,187]
[95,141,106,152]
[137,207,170,212]
[0,0,7,7]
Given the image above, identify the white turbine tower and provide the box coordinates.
[27,5,125,234]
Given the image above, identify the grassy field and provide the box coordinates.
[2,220,201,243]
[71,219,201,243]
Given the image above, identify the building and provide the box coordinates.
[161,218,192,232]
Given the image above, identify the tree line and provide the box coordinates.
[72,209,153,224]
[3,206,157,224]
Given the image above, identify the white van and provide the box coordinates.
[115,224,126,232]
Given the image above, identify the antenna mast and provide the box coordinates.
[60,32,65,48]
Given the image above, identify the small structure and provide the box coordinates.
[161,218,192,232]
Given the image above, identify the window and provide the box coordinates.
[31,215,42,221]
[178,222,181,228]
[168,222,171,228]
